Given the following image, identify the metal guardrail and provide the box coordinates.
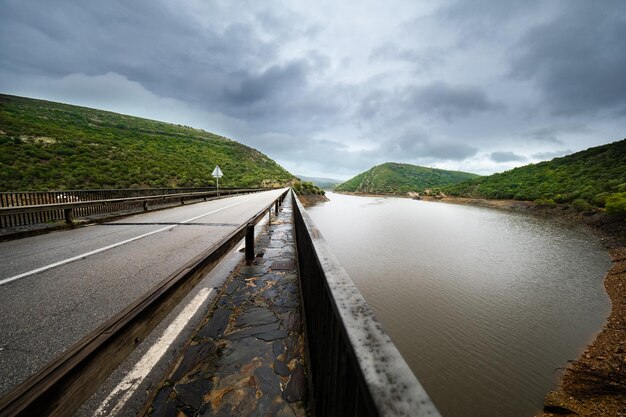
[0,189,289,417]
[292,193,441,417]
[0,187,266,228]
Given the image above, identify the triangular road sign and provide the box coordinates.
[212,165,223,178]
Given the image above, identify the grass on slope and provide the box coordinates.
[334,162,479,194]
[445,138,626,211]
[0,94,294,191]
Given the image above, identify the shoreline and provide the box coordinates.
[295,192,329,207]
[334,191,626,415]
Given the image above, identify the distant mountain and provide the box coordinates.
[445,138,626,210]
[0,94,294,191]
[297,175,343,190]
[334,162,479,194]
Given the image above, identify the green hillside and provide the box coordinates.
[0,94,294,191]
[334,162,479,194]
[445,139,626,211]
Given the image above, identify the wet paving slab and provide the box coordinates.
[142,196,308,417]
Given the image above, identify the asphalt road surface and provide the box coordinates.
[0,188,286,408]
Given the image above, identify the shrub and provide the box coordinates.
[572,199,593,211]
[534,198,556,205]
[292,180,325,196]
[605,192,626,217]
[593,192,610,207]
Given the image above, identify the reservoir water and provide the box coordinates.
[306,192,611,417]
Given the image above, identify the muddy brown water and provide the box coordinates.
[306,192,611,417]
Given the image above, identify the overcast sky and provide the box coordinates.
[1,0,625,179]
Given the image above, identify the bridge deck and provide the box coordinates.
[142,196,308,416]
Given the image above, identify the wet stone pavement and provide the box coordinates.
[143,197,308,417]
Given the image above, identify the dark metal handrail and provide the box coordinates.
[292,193,441,417]
[0,189,289,417]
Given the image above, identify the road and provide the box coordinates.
[0,188,286,405]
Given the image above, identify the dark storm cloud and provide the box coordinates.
[403,82,503,120]
[215,57,345,131]
[510,1,626,116]
[435,0,546,46]
[522,128,564,145]
[424,142,478,160]
[356,81,502,129]
[221,61,310,107]
[0,1,206,77]
[0,0,304,121]
[439,0,541,24]
[437,0,626,117]
[490,151,526,163]
[384,133,478,161]
[385,132,429,155]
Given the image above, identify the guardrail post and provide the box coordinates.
[245,223,255,260]
[64,208,73,224]
[143,201,148,211]
[180,197,185,205]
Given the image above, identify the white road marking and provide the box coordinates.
[94,287,213,417]
[0,200,245,286]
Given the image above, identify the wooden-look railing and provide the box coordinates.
[0,187,266,228]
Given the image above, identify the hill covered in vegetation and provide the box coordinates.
[334,162,479,194]
[292,179,329,206]
[0,94,294,191]
[445,139,626,213]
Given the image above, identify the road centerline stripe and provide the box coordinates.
[0,200,245,286]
